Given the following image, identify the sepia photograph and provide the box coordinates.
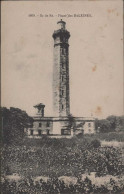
[1,1,124,193]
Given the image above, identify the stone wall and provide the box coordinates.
[53,27,70,117]
[53,45,60,116]
[59,45,70,117]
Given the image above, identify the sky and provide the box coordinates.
[1,1,123,118]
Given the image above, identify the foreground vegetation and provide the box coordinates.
[1,175,124,194]
[2,137,124,178]
[1,137,124,193]
[1,107,124,193]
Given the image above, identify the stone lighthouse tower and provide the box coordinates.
[53,20,70,117]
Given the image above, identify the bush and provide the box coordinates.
[76,133,84,138]
[1,177,124,194]
[90,139,101,148]
[1,137,123,179]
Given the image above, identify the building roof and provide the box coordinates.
[33,116,95,121]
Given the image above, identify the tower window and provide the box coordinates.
[61,75,64,81]
[61,90,64,96]
[62,48,66,55]
[39,123,42,127]
[61,48,64,55]
[62,104,64,110]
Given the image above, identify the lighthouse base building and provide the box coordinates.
[25,20,95,138]
[25,104,95,138]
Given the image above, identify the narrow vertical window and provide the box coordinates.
[61,90,64,96]
[47,130,50,135]
[46,122,50,127]
[38,130,41,136]
[30,130,33,135]
[64,48,66,54]
[62,104,64,110]
[61,75,64,82]
[39,123,42,127]
[62,48,65,55]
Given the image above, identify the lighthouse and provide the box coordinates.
[52,20,70,117]
[25,20,95,137]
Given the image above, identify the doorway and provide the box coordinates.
[38,130,42,136]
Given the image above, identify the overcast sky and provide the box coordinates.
[1,1,123,118]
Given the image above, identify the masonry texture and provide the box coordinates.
[53,20,70,117]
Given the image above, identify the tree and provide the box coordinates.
[1,107,33,144]
[115,116,124,131]
[106,115,116,131]
[95,119,111,133]
[95,115,124,133]
[66,114,76,136]
[67,114,85,136]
